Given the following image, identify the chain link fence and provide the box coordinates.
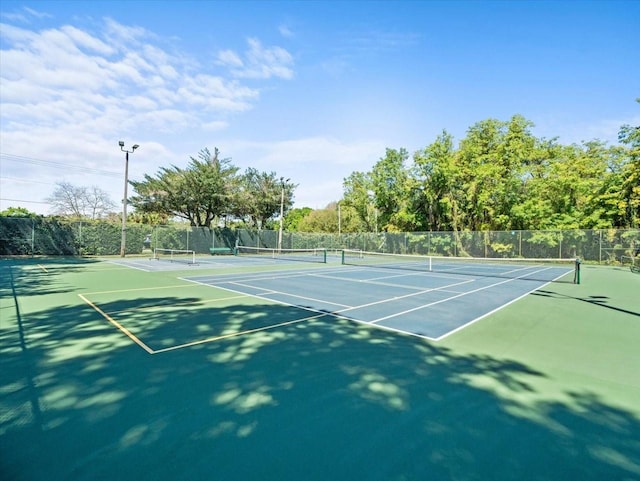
[1,217,638,263]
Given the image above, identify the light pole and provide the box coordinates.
[337,201,341,236]
[277,177,289,252]
[118,141,139,257]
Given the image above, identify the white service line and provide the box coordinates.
[369,264,561,325]
[106,259,155,272]
[332,278,475,314]
[195,266,350,286]
[228,281,353,308]
[311,271,474,291]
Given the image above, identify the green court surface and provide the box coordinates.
[1,257,639,480]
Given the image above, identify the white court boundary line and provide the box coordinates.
[104,258,158,272]
[368,269,545,325]
[186,265,354,286]
[183,272,478,342]
[81,262,571,354]
[181,275,443,343]
[184,263,570,342]
[79,286,336,355]
[192,266,476,314]
[227,280,354,309]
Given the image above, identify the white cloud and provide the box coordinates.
[278,25,294,38]
[0,22,38,46]
[261,137,382,167]
[0,18,281,142]
[103,17,147,46]
[217,37,294,80]
[0,7,52,23]
[60,25,115,55]
[222,136,385,208]
[23,7,53,20]
[217,49,244,68]
[0,17,297,214]
[202,120,229,131]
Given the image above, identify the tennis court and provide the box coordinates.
[1,253,639,480]
[183,255,577,342]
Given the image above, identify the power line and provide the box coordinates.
[0,198,50,205]
[0,176,55,186]
[0,153,122,178]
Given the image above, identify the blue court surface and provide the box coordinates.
[182,260,574,341]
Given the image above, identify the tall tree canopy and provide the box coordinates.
[295,202,364,233]
[129,148,293,228]
[235,169,295,229]
[340,112,639,232]
[617,101,640,227]
[342,171,376,232]
[0,207,38,217]
[130,148,238,227]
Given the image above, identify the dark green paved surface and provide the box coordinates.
[1,258,639,481]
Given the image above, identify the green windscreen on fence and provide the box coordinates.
[0,216,637,265]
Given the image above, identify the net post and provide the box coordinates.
[341,249,346,265]
[574,258,581,284]
[321,248,327,263]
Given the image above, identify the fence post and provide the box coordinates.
[559,233,562,259]
[519,231,522,257]
[599,230,602,264]
[31,218,35,257]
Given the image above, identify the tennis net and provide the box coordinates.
[341,249,580,283]
[235,246,327,264]
[152,248,197,265]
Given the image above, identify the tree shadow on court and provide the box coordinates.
[1,266,640,480]
[533,289,640,317]
[0,257,101,299]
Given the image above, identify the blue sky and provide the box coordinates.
[1,0,638,215]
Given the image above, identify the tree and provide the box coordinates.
[412,130,460,231]
[297,206,339,232]
[284,207,313,231]
[46,181,115,219]
[335,202,366,233]
[234,169,295,229]
[0,206,38,217]
[130,148,239,227]
[344,113,637,232]
[370,148,415,231]
[618,117,640,227]
[455,117,531,231]
[128,210,171,226]
[295,202,365,233]
[86,186,117,220]
[342,171,376,231]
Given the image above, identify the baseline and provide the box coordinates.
[79,283,334,354]
[184,264,559,341]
